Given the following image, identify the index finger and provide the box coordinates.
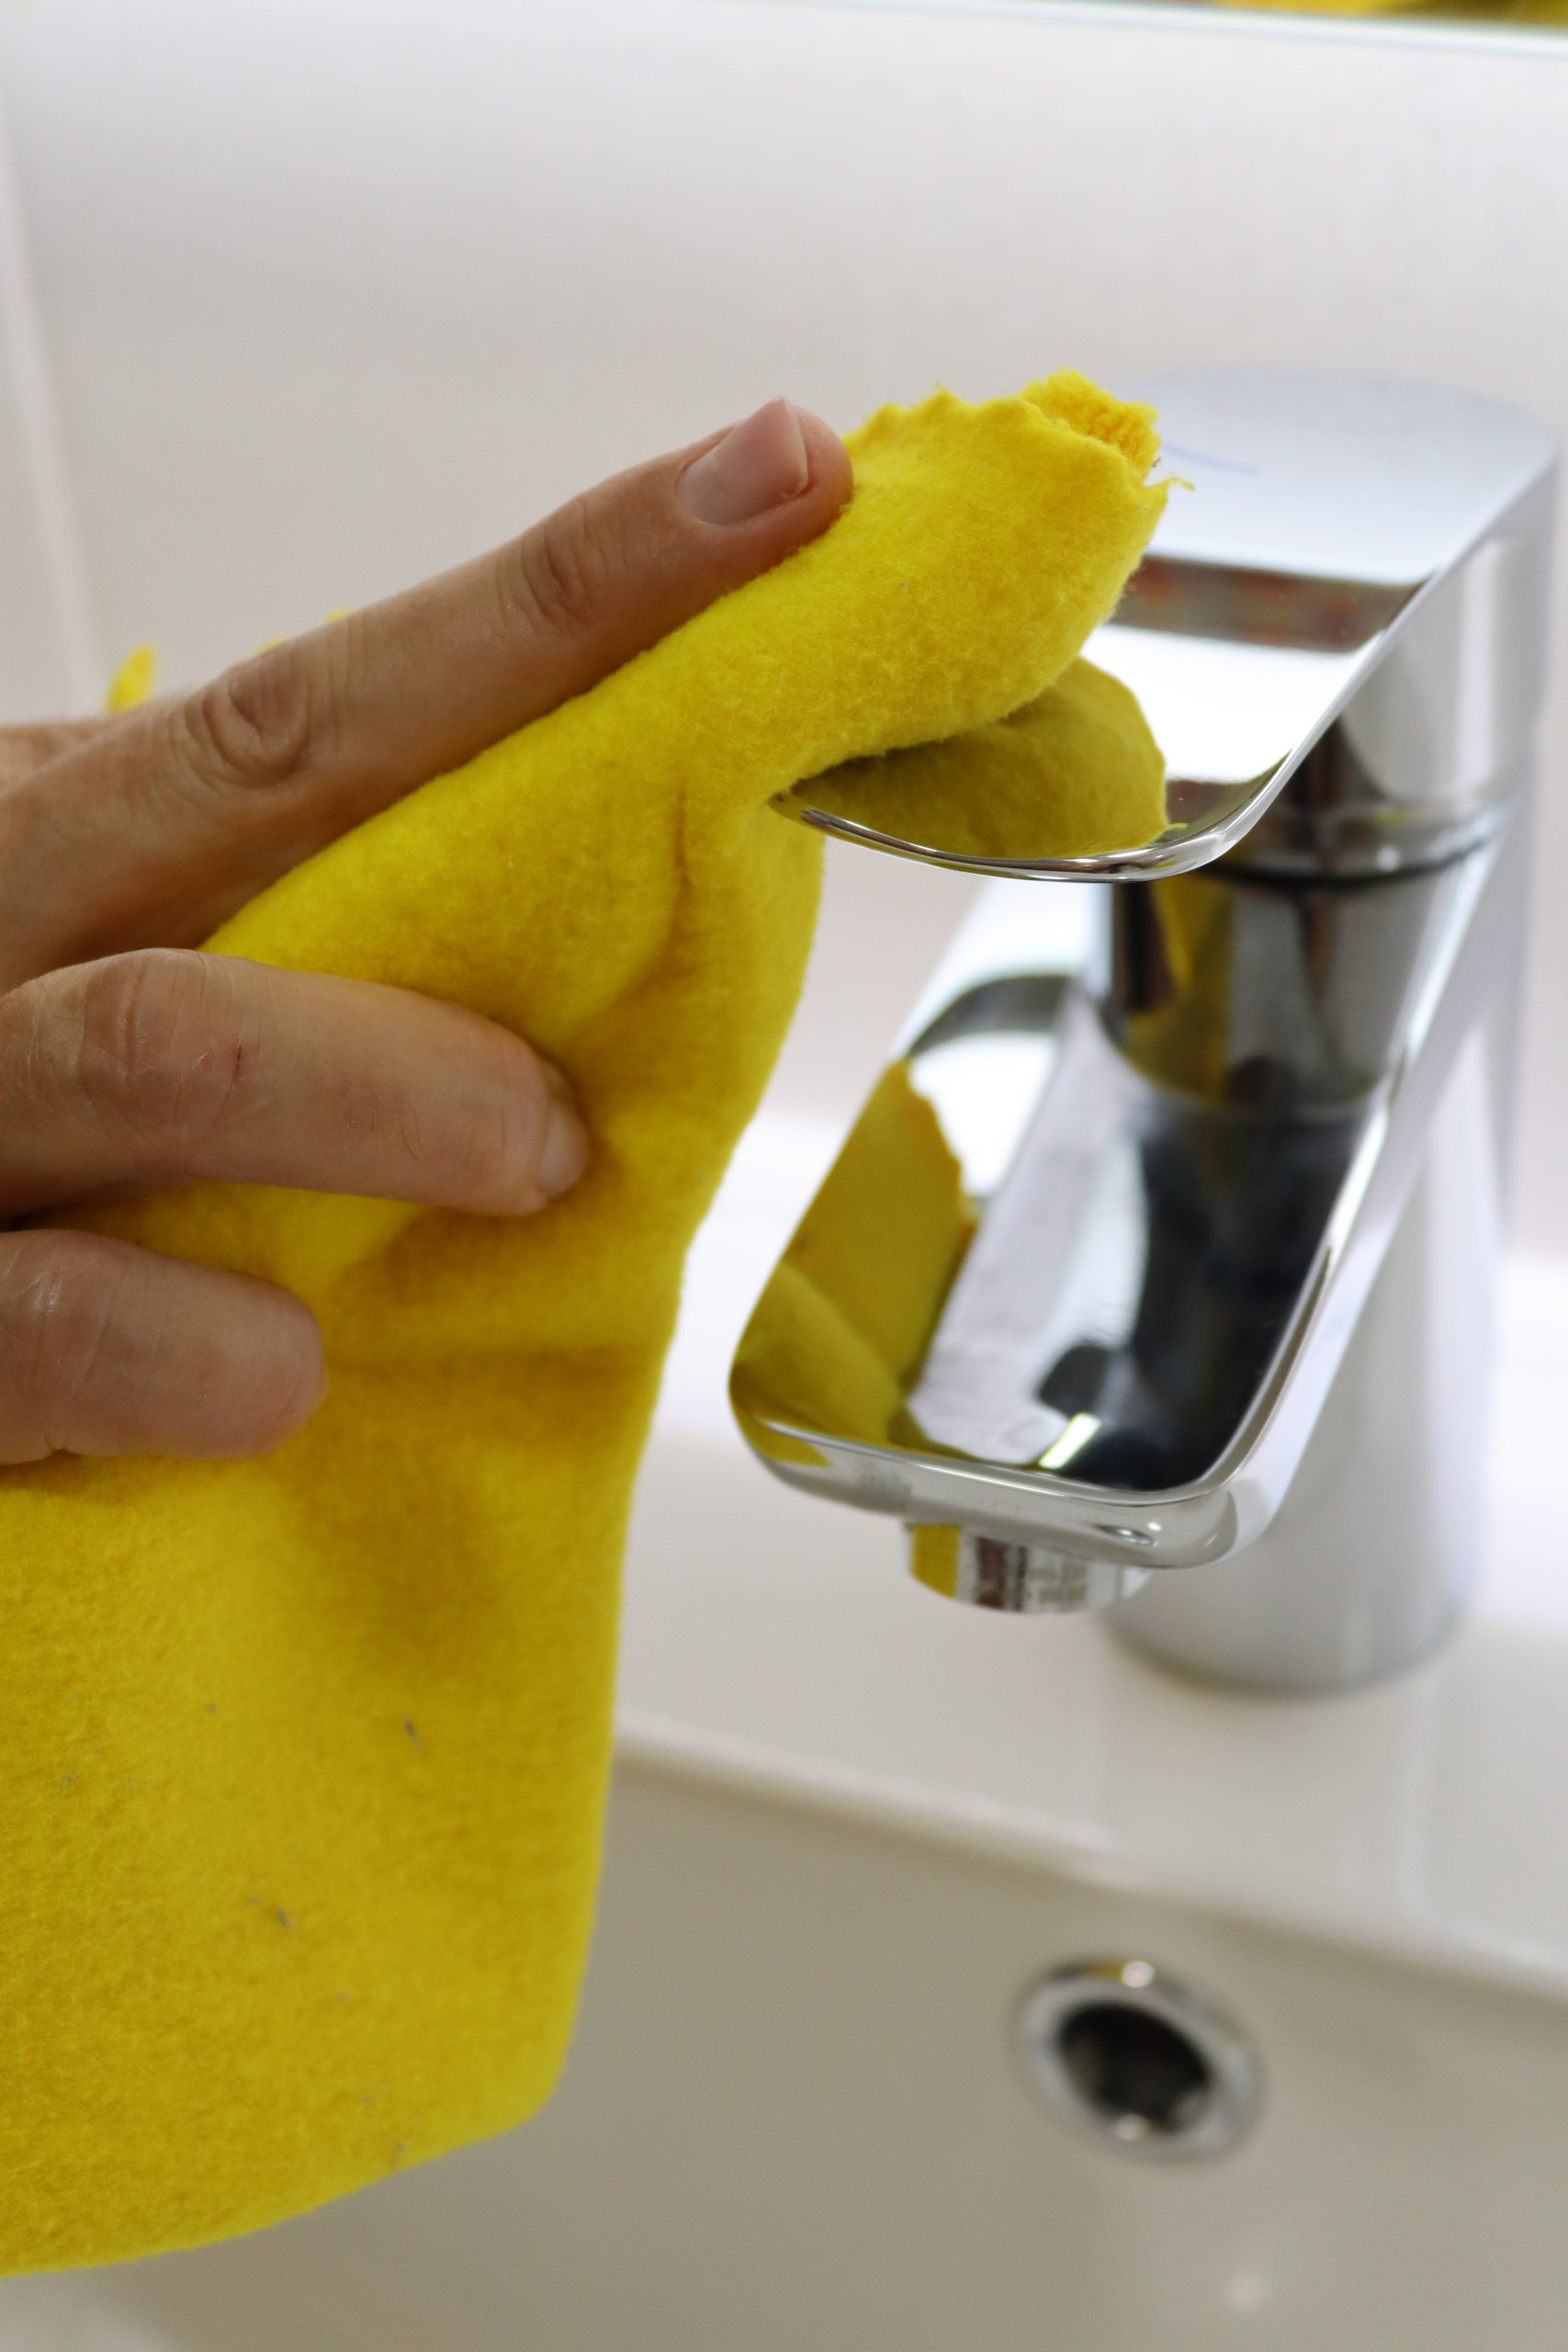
[0,399,852,990]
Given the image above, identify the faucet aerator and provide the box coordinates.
[908,1527,1151,1615]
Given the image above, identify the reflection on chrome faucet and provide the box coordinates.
[733,375,1556,1694]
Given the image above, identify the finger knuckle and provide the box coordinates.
[71,950,251,1143]
[333,1064,517,1204]
[498,495,621,644]
[0,1233,129,1442]
[176,645,319,796]
[0,976,47,1107]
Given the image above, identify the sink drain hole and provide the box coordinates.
[1057,2000,1213,2139]
[1015,1961,1261,2162]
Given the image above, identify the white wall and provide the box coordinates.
[0,109,80,715]
[1,0,1564,1249]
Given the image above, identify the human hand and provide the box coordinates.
[0,398,852,1464]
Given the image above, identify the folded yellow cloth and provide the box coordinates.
[801,652,1165,860]
[0,371,1165,2272]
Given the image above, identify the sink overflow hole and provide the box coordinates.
[1057,2000,1213,2140]
[1015,1961,1261,2162]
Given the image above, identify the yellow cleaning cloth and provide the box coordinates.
[801,652,1165,860]
[0,371,1165,2272]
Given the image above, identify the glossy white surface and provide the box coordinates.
[11,1771,1568,2350]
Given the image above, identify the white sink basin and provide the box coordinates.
[15,1758,1568,2352]
[8,1107,1568,2349]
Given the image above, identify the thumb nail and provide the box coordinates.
[534,1072,590,1201]
[677,398,810,527]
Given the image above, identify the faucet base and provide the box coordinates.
[1111,1040,1500,1694]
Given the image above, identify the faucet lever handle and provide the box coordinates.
[779,373,1555,883]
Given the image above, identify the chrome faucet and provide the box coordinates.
[731,374,1557,1693]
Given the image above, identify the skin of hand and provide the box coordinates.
[0,397,852,1465]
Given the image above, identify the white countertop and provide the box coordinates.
[618,1106,1568,2005]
